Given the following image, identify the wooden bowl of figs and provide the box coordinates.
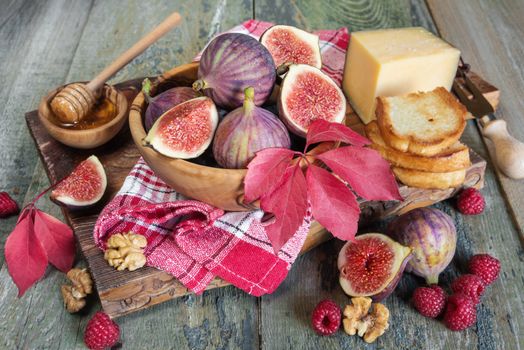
[129,33,346,211]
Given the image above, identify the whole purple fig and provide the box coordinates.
[387,207,457,284]
[143,78,198,131]
[193,33,276,109]
[212,87,291,169]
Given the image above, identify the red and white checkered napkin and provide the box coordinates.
[93,20,349,296]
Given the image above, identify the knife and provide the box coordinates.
[453,64,524,179]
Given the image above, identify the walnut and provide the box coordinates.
[342,297,390,343]
[61,268,93,313]
[104,232,147,271]
[61,285,86,313]
[67,268,93,298]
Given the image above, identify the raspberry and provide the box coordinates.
[0,192,19,218]
[311,299,341,336]
[457,188,485,215]
[84,311,120,350]
[451,274,485,305]
[469,254,501,285]
[412,285,447,318]
[443,293,477,331]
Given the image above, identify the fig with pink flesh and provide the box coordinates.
[278,64,346,137]
[338,233,412,301]
[51,155,107,208]
[387,207,457,284]
[193,33,276,109]
[143,97,218,159]
[142,79,199,131]
[213,87,291,169]
[260,25,322,69]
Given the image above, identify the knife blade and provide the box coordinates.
[453,66,524,179]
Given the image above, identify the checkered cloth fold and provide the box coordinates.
[94,20,349,296]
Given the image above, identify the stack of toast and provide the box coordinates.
[365,87,471,189]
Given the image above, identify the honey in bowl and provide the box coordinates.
[49,97,117,130]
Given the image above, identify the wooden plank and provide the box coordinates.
[427,0,524,244]
[1,0,257,349]
[254,0,524,349]
[0,2,95,348]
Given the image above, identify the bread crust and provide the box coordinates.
[365,122,470,172]
[392,167,466,189]
[376,87,467,156]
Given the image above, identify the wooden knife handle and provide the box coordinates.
[482,119,524,179]
[86,12,182,92]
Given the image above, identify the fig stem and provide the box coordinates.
[243,87,255,114]
[142,78,153,104]
[192,79,207,92]
[30,176,67,206]
[425,275,439,285]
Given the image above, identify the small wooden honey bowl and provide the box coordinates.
[129,62,335,211]
[39,84,128,149]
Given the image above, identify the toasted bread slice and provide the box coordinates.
[393,167,466,189]
[376,87,467,156]
[365,121,471,172]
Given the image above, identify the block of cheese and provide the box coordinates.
[342,27,460,124]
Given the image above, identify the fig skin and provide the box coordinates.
[338,233,412,301]
[387,207,457,284]
[193,33,276,110]
[142,79,198,131]
[212,87,291,169]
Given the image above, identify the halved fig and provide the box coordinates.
[143,97,218,159]
[338,233,412,301]
[51,155,107,208]
[278,64,346,137]
[260,25,322,69]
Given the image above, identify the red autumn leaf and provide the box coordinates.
[306,165,360,241]
[305,119,370,150]
[5,208,48,296]
[244,148,296,203]
[318,146,401,201]
[260,163,308,252]
[33,209,75,273]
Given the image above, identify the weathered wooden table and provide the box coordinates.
[1,1,523,349]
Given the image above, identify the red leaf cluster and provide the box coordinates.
[244,119,401,252]
[4,205,75,296]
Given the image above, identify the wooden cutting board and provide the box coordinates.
[25,74,491,319]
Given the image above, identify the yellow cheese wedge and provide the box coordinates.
[342,27,460,124]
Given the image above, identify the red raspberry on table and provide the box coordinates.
[0,192,19,218]
[443,293,477,331]
[84,311,120,350]
[469,254,501,285]
[451,274,485,305]
[412,285,447,318]
[311,299,341,336]
[457,188,485,215]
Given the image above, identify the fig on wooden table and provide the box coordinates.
[337,233,412,301]
[142,78,199,131]
[260,25,322,69]
[387,207,457,284]
[212,87,291,169]
[51,155,107,209]
[142,97,218,159]
[193,33,276,110]
[278,64,346,137]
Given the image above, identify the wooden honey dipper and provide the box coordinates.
[51,12,182,124]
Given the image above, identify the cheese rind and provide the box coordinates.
[343,27,460,124]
